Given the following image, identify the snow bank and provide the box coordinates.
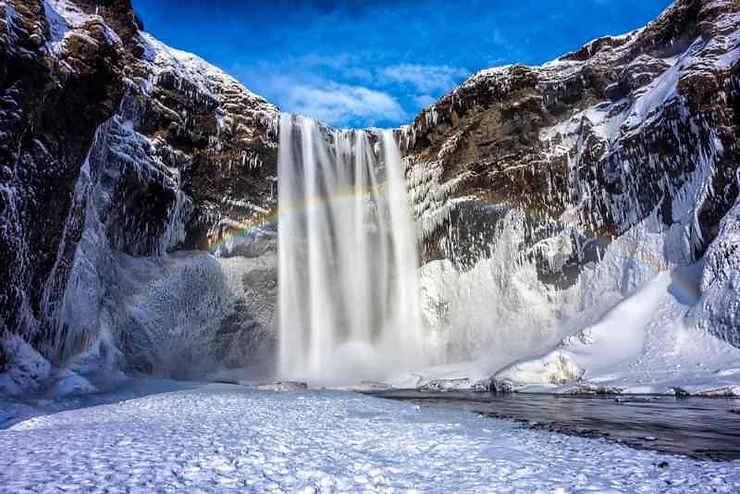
[492,265,740,394]
[48,370,97,397]
[0,336,51,396]
[2,385,738,492]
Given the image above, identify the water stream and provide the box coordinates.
[277,115,423,384]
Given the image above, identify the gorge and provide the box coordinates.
[0,0,739,396]
[2,0,740,490]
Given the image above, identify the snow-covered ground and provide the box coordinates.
[1,384,739,493]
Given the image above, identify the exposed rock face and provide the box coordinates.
[134,33,278,251]
[404,0,739,267]
[402,0,740,354]
[0,0,277,375]
[0,0,128,356]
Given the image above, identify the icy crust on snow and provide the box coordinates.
[2,386,739,493]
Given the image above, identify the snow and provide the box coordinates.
[1,384,739,492]
[0,336,51,396]
[139,32,267,106]
[43,0,122,55]
[489,261,740,394]
[398,196,740,396]
[48,369,97,397]
[42,1,71,50]
[691,196,740,347]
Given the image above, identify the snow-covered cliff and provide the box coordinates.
[1,0,739,395]
[402,0,740,393]
[1,0,278,392]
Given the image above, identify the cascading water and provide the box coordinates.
[277,114,423,384]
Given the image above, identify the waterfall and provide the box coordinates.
[277,115,423,384]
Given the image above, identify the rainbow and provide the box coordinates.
[207,184,388,253]
[207,196,703,304]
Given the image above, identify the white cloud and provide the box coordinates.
[380,64,469,93]
[286,82,407,127]
[414,94,437,108]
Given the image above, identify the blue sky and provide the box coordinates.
[133,0,672,128]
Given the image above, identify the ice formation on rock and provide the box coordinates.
[1,0,739,396]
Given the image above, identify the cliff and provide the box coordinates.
[1,0,739,392]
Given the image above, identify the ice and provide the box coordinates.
[48,369,97,397]
[1,385,738,492]
[492,263,740,394]
[0,336,51,396]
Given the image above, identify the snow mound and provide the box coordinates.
[495,350,584,390]
[49,370,97,397]
[492,267,740,394]
[0,336,51,396]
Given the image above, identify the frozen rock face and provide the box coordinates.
[404,0,740,358]
[134,33,278,251]
[0,0,278,381]
[1,0,739,390]
[1,0,129,359]
[405,0,739,261]
[690,195,740,346]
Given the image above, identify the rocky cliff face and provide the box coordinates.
[1,0,277,388]
[1,0,739,392]
[405,0,739,265]
[1,0,128,361]
[402,0,740,362]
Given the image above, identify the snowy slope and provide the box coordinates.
[2,385,739,492]
[403,209,740,395]
[493,265,740,394]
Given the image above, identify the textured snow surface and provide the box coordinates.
[2,385,739,493]
[493,267,740,394]
[0,336,51,396]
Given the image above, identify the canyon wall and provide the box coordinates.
[1,0,738,391]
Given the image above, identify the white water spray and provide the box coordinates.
[277,115,423,384]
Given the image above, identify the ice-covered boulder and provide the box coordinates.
[0,335,52,395]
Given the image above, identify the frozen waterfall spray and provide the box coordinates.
[278,114,423,383]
